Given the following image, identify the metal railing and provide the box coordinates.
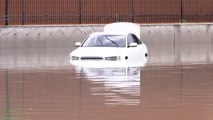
[0,0,213,25]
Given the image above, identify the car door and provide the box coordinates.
[126,34,146,64]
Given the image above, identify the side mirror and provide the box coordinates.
[75,42,81,47]
[128,43,137,47]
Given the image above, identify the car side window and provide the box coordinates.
[127,34,142,46]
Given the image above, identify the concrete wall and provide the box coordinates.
[0,24,212,68]
[141,24,213,64]
[0,25,104,68]
[0,25,104,49]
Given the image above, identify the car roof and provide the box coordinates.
[104,22,140,38]
[89,32,129,36]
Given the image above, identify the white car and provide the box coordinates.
[69,22,148,67]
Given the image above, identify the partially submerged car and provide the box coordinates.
[69,22,148,67]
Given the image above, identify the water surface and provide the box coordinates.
[1,48,213,120]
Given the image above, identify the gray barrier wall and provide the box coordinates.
[141,24,213,64]
[0,25,104,49]
[0,24,213,68]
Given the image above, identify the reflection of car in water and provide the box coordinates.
[69,22,148,67]
[72,55,147,105]
[75,67,142,106]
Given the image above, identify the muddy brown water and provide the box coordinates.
[1,48,213,120]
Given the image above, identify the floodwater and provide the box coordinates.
[1,47,213,120]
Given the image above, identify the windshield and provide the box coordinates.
[81,35,126,47]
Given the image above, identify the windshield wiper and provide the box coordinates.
[105,37,119,47]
